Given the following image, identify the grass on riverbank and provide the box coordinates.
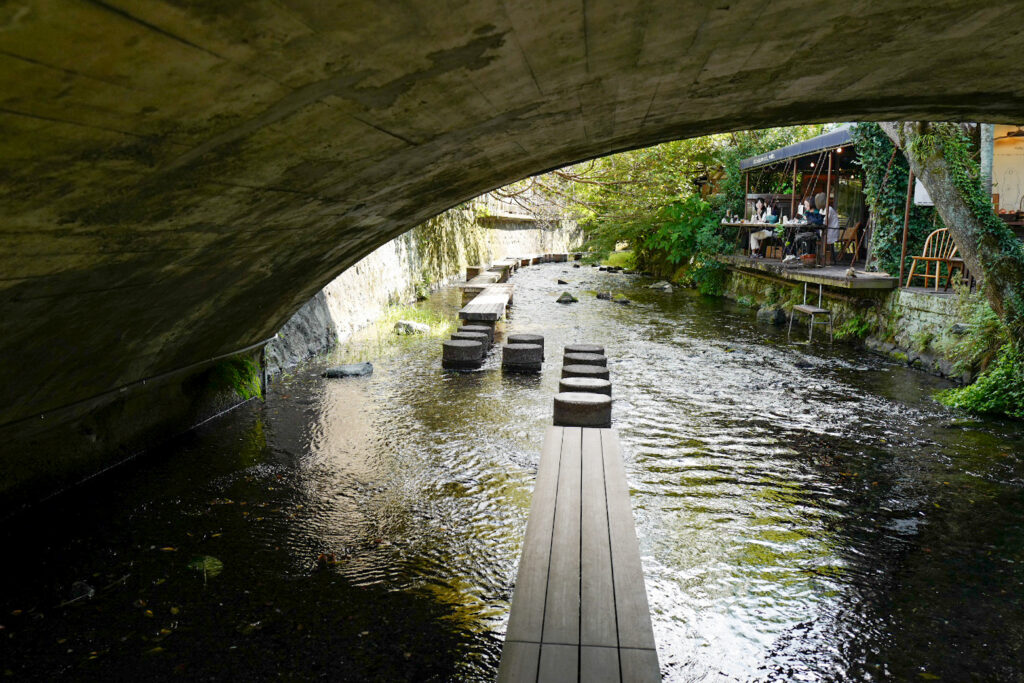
[602,250,635,269]
[327,303,457,365]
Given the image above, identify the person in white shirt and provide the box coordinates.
[748,202,775,257]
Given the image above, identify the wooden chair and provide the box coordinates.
[833,221,861,265]
[905,228,960,290]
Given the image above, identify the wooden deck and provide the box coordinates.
[718,253,899,290]
[459,283,513,322]
[498,427,660,682]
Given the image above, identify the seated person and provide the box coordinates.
[751,198,768,222]
[748,202,774,256]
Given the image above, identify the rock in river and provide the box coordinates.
[394,320,429,335]
[556,291,579,304]
[323,362,373,378]
[649,280,673,291]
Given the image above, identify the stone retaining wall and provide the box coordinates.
[722,269,969,381]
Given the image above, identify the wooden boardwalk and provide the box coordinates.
[498,427,660,682]
[459,283,513,322]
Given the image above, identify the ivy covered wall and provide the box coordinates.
[850,123,942,277]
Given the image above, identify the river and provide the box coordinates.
[2,262,1023,681]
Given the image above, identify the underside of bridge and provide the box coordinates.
[2,0,1023,508]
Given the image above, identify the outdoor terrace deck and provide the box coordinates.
[458,283,513,322]
[718,254,899,290]
[498,426,659,682]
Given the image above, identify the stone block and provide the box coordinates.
[502,343,543,373]
[507,333,544,354]
[563,352,607,367]
[442,340,484,370]
[561,364,610,380]
[558,376,612,396]
[565,343,604,355]
[553,392,612,428]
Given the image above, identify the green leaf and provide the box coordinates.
[187,555,224,578]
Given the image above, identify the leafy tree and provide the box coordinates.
[527,125,824,278]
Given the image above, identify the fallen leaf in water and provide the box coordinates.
[144,610,154,618]
[187,556,224,579]
[159,628,172,636]
[170,607,180,615]
[160,547,177,552]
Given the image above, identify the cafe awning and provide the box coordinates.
[740,127,854,171]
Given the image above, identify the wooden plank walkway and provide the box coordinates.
[461,271,503,301]
[459,283,513,322]
[498,426,660,682]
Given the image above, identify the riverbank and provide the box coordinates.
[720,265,972,383]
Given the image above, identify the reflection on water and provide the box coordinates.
[2,264,1024,681]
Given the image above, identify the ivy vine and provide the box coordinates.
[849,123,940,276]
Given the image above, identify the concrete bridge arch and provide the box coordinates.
[2,0,1023,505]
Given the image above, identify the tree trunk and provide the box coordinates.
[880,121,1024,344]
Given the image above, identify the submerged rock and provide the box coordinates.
[394,320,429,335]
[613,295,631,305]
[323,362,373,378]
[596,291,613,300]
[649,280,673,291]
[756,305,787,325]
[557,279,569,285]
[556,292,579,304]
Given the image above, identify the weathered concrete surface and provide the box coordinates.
[2,1,1024,501]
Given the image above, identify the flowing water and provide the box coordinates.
[3,263,1024,682]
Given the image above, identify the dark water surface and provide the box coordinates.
[3,263,1024,681]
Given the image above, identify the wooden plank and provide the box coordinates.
[580,645,621,682]
[506,426,565,643]
[601,429,657,652]
[619,648,661,682]
[538,643,577,682]
[581,428,617,647]
[497,641,540,683]
[542,426,581,645]
[459,284,512,321]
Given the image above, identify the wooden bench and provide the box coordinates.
[498,426,660,682]
[459,283,513,322]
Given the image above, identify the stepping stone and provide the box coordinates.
[507,333,544,355]
[553,392,612,427]
[458,324,494,344]
[323,362,373,378]
[442,340,484,370]
[563,352,607,367]
[565,343,605,355]
[561,364,610,380]
[502,343,543,373]
[451,331,489,357]
[558,376,612,396]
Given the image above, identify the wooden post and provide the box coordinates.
[744,172,749,220]
[899,170,915,286]
[790,162,797,218]
[820,150,833,265]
